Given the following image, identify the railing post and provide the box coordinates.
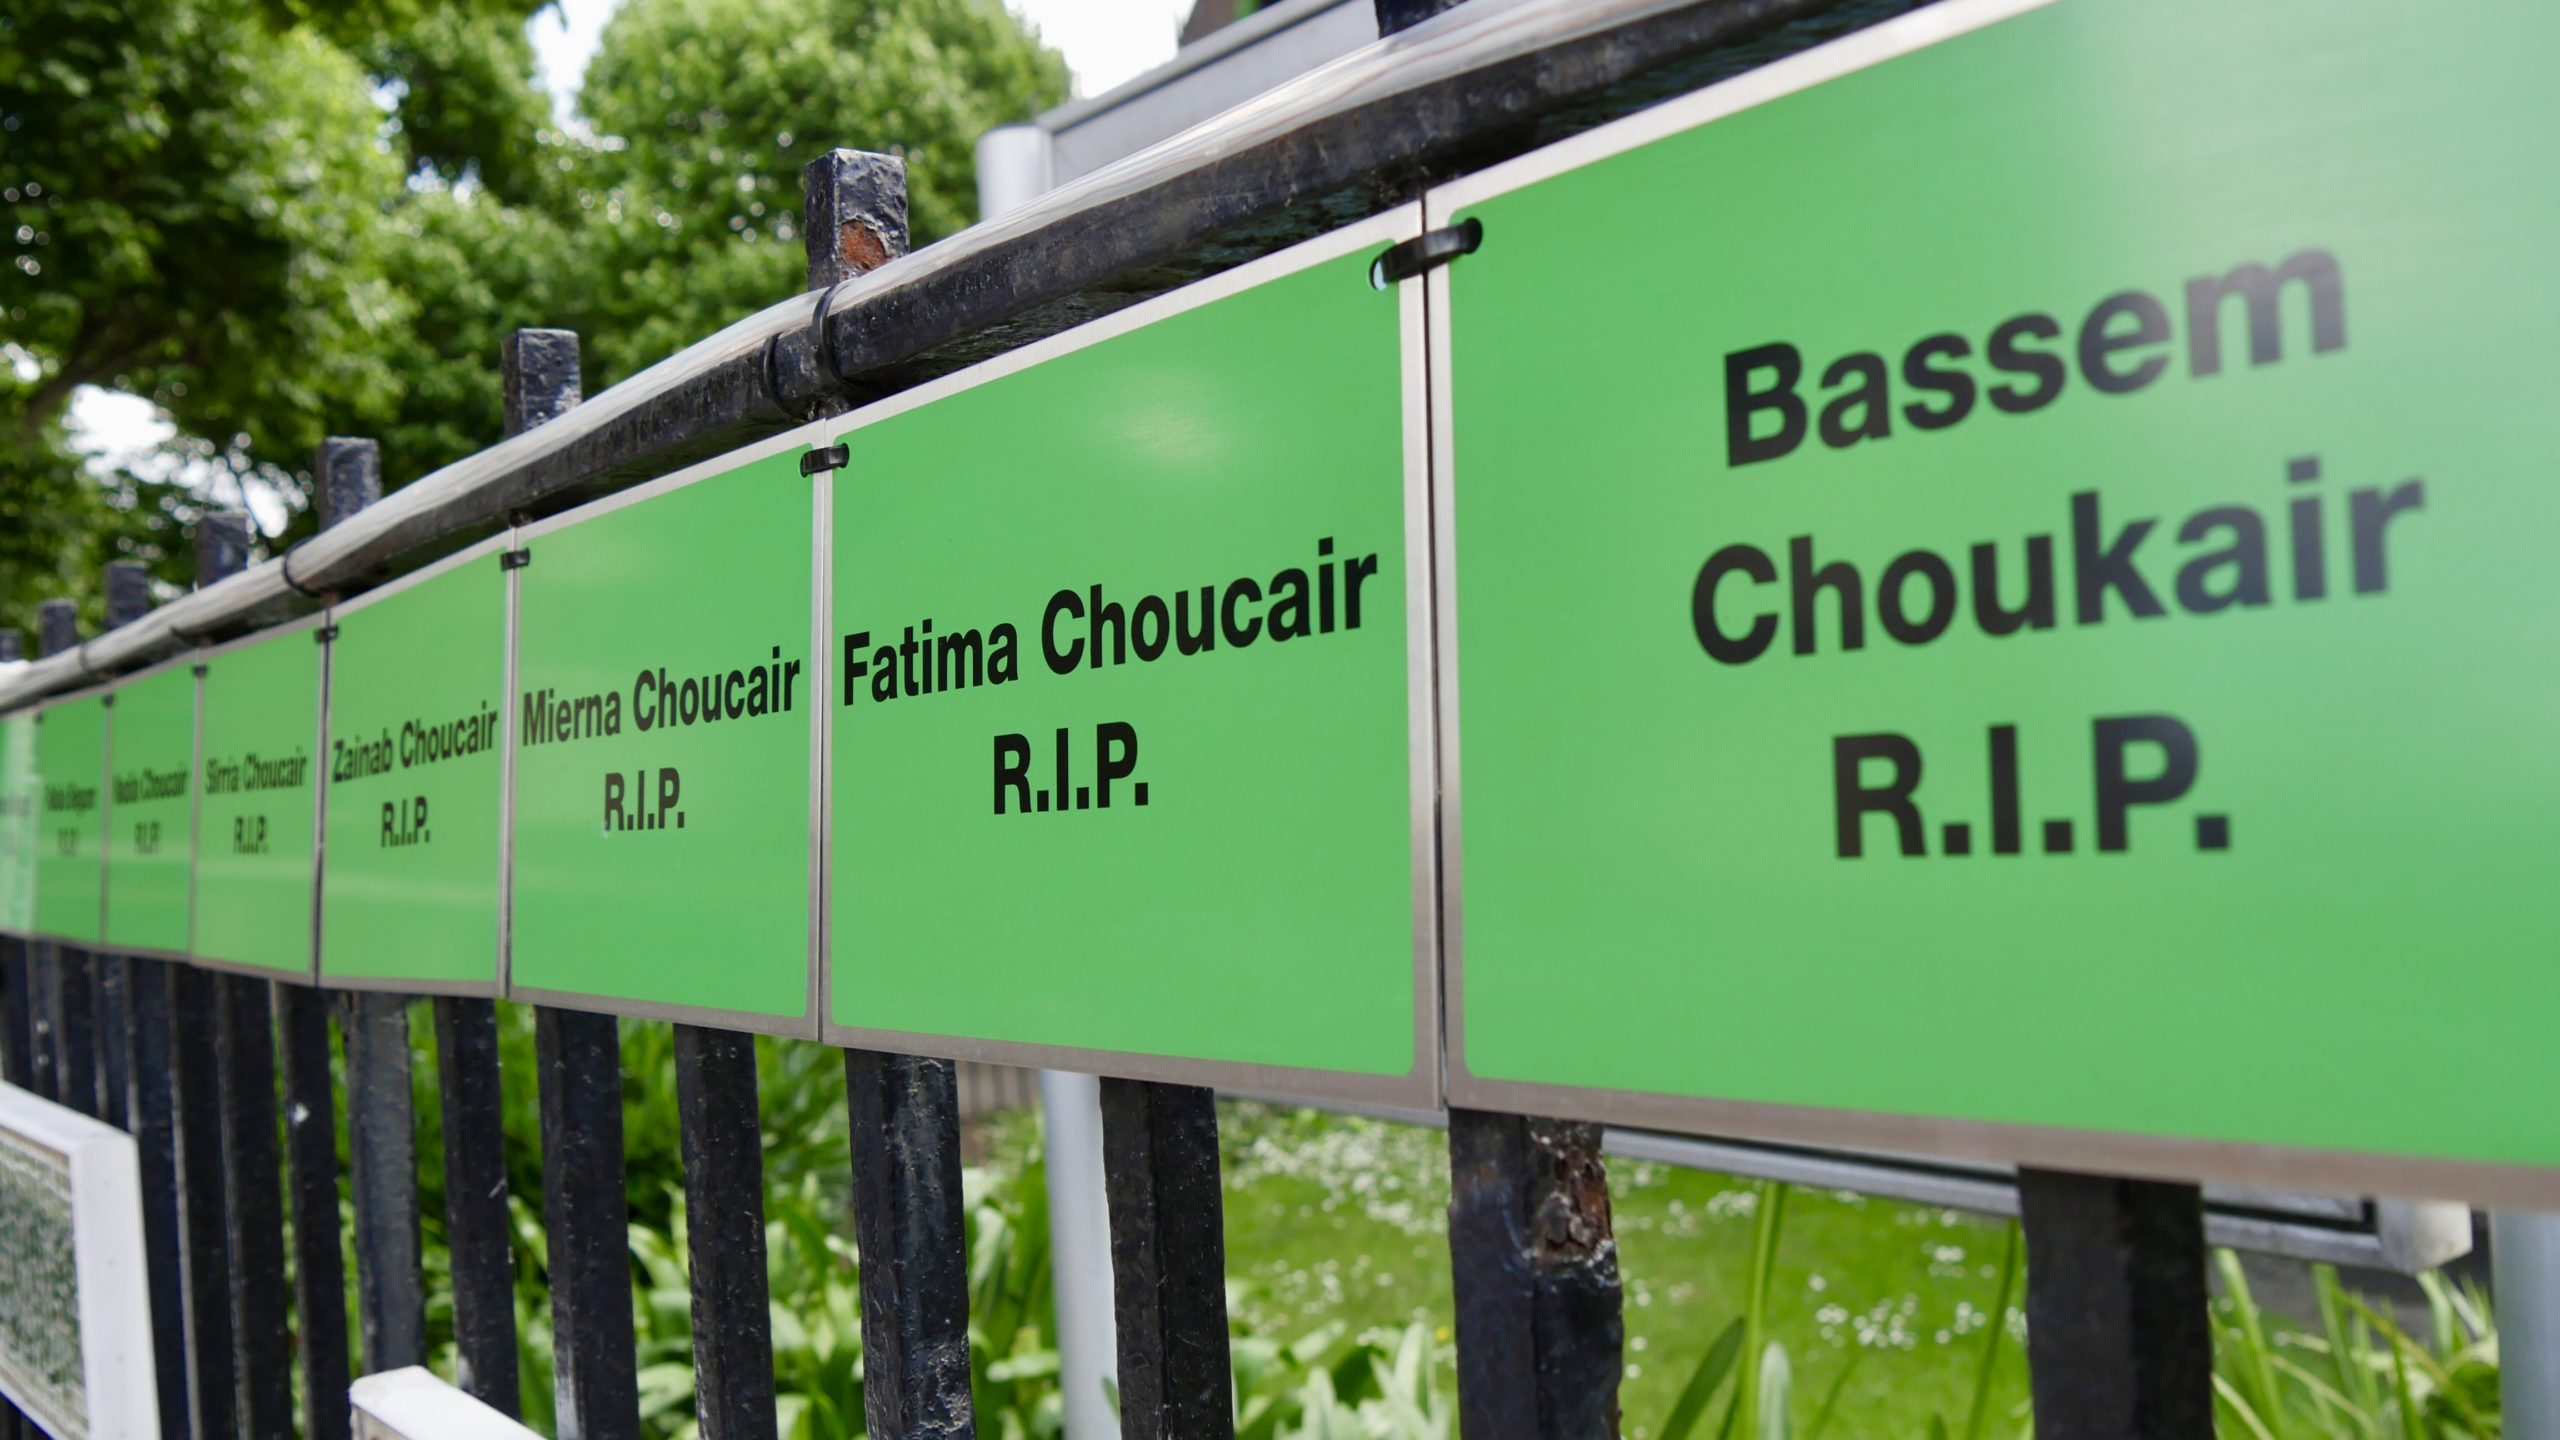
[170,984,237,1440]
[507,325,642,1440]
[434,360,537,1411]
[434,994,518,1414]
[217,970,295,1435]
[675,1028,777,1440]
[89,562,151,1132]
[2017,1169,2213,1439]
[279,980,352,1440]
[1445,1109,1624,1440]
[843,1051,972,1440]
[343,985,427,1370]
[1098,1078,1233,1440]
[533,1002,637,1440]
[801,149,976,1440]
[123,951,191,1440]
[168,523,242,1440]
[308,436,432,1379]
[0,931,30,1090]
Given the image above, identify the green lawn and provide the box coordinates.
[1212,1102,2033,1439]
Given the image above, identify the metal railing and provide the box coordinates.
[0,4,2428,1440]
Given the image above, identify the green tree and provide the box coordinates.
[0,0,1062,652]
[566,0,1067,384]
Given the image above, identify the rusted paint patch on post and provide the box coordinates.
[1447,1109,1624,1440]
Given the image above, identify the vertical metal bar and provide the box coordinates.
[28,943,59,1102]
[434,996,519,1414]
[534,1005,639,1440]
[500,322,636,1440]
[342,990,427,1372]
[215,972,294,1436]
[93,562,150,1133]
[169,962,238,1440]
[123,956,190,1440]
[0,935,32,1088]
[91,946,129,1128]
[158,509,241,1440]
[843,1049,973,1440]
[2493,1211,2560,1437]
[675,1026,776,1440]
[1445,1108,1624,1440]
[2017,1168,2213,1440]
[1037,1071,1118,1440]
[1098,1078,1232,1440]
[29,608,78,1115]
[53,946,97,1115]
[278,982,351,1440]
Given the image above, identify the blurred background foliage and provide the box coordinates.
[0,0,1068,647]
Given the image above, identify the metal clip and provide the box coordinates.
[801,444,850,476]
[500,548,532,571]
[1370,219,1483,288]
[315,625,340,645]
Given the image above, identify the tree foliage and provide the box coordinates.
[0,0,1064,649]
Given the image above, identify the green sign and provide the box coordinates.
[0,713,36,936]
[194,624,322,979]
[824,214,1433,1099]
[321,543,509,992]
[510,449,815,1031]
[31,696,105,945]
[1436,0,2560,1195]
[103,663,195,957]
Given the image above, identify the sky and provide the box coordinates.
[74,0,1194,531]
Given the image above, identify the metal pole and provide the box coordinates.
[533,1001,638,1440]
[215,971,294,1435]
[343,989,427,1372]
[279,982,352,1440]
[842,1050,974,1440]
[308,436,432,1378]
[1445,1109,1624,1440]
[2494,1212,2560,1439]
[87,558,148,1132]
[124,954,191,1440]
[674,1025,777,1440]
[169,961,237,1440]
[1039,1070,1118,1440]
[970,128,1120,1440]
[27,605,74,1114]
[2017,1168,2214,1440]
[505,323,642,1440]
[427,334,576,1419]
[804,145,979,1440]
[1099,1078,1233,1440]
[435,996,519,1413]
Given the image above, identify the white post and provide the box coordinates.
[2495,1212,2560,1439]
[973,116,1116,1440]
[1038,1070,1118,1440]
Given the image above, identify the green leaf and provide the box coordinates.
[1660,1318,1745,1440]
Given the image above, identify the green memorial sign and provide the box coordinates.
[32,695,106,945]
[102,661,195,958]
[193,621,323,980]
[510,444,817,1032]
[824,212,1435,1102]
[0,713,36,937]
[1433,0,2560,1199]
[321,539,510,993]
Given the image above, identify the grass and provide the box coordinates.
[1204,1102,2032,1437]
